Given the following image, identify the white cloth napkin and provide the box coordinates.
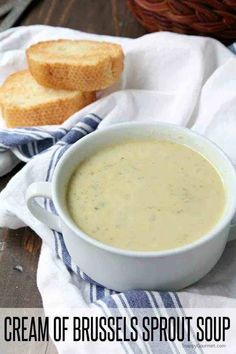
[1,25,236,354]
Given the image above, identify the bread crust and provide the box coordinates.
[27,40,124,91]
[0,70,95,128]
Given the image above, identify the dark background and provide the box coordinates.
[0,0,146,307]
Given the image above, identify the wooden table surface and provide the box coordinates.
[0,0,146,308]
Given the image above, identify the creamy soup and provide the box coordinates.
[66,139,225,251]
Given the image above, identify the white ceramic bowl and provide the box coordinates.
[25,122,236,291]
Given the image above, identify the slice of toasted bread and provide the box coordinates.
[26,39,124,91]
[0,70,95,128]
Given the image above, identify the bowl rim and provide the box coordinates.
[52,121,236,258]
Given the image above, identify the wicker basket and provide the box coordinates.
[127,0,236,43]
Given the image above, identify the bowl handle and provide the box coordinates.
[25,182,61,232]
